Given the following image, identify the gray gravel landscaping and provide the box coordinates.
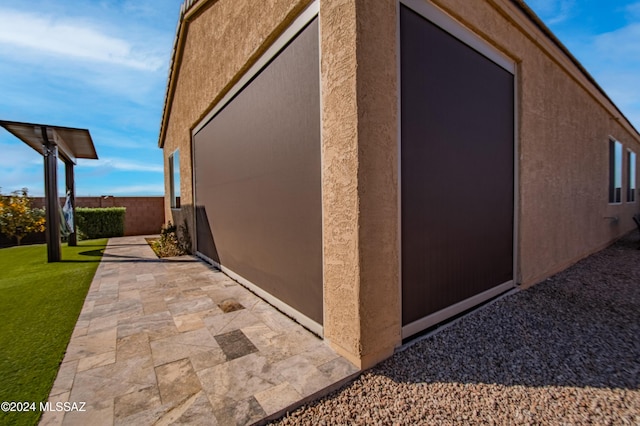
[272,234,640,425]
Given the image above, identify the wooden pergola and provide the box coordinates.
[0,120,98,262]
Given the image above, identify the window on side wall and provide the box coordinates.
[628,150,636,202]
[609,139,622,203]
[169,150,181,209]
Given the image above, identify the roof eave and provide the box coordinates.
[158,0,205,149]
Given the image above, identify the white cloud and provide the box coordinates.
[0,141,43,195]
[599,74,640,130]
[0,172,43,196]
[85,183,164,196]
[587,23,640,130]
[0,8,164,71]
[526,0,576,25]
[93,136,150,150]
[593,23,640,59]
[0,140,41,168]
[78,157,163,173]
[627,2,640,19]
[525,0,556,14]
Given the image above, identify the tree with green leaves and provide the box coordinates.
[0,188,46,246]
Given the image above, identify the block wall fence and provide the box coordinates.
[0,196,165,247]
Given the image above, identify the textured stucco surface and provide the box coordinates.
[318,0,360,364]
[163,0,401,368]
[161,0,640,368]
[429,0,640,287]
[320,0,400,368]
[162,0,312,245]
[354,0,400,367]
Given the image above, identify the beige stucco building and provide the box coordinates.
[159,0,640,369]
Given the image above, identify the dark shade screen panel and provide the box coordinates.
[194,18,322,324]
[401,6,514,326]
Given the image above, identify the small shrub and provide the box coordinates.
[150,221,188,257]
[178,220,192,254]
[76,207,125,239]
[0,188,45,245]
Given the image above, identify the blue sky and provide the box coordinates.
[0,0,639,197]
[526,0,640,128]
[0,0,181,197]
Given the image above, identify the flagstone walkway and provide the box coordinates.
[39,236,358,426]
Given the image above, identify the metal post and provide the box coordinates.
[65,161,77,246]
[42,127,61,262]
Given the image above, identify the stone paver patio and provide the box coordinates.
[39,236,358,425]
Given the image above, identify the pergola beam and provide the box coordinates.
[48,128,77,165]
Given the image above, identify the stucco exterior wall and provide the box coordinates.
[162,0,401,368]
[429,0,640,286]
[317,0,360,363]
[354,0,400,368]
[162,0,312,246]
[161,0,640,368]
[320,0,400,368]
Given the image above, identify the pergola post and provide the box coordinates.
[42,127,61,262]
[65,161,77,246]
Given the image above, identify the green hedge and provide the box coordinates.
[76,207,125,239]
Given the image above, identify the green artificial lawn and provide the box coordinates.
[0,239,107,426]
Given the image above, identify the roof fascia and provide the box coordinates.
[158,0,211,149]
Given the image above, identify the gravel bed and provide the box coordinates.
[271,235,640,425]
